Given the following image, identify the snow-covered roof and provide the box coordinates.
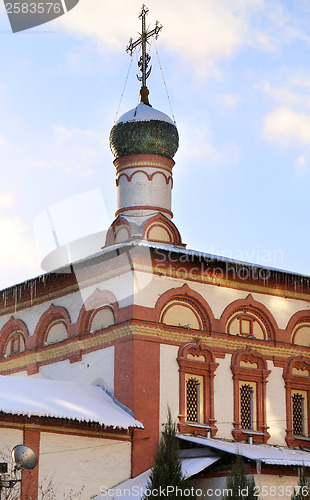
[0,376,143,430]
[116,102,174,125]
[93,457,220,500]
[179,435,310,467]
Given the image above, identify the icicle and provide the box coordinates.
[13,287,17,314]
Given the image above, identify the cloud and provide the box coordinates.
[220,94,240,109]
[0,214,41,289]
[25,125,106,176]
[263,107,310,147]
[177,122,241,172]
[0,193,14,210]
[296,153,307,175]
[56,0,279,80]
[258,78,310,109]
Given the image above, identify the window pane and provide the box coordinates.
[292,393,305,436]
[186,377,200,422]
[240,384,254,430]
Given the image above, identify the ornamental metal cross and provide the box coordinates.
[126,5,162,104]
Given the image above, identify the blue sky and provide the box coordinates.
[0,0,310,288]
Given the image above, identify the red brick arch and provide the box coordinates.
[33,304,72,347]
[219,294,278,341]
[286,310,310,345]
[0,317,29,355]
[154,284,214,332]
[76,289,118,335]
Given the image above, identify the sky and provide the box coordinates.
[0,0,310,289]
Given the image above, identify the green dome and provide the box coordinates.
[110,103,179,160]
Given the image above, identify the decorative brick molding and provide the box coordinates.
[33,304,72,347]
[105,216,133,246]
[177,339,218,436]
[0,316,29,355]
[285,311,310,345]
[143,213,182,245]
[76,288,118,334]
[155,283,214,332]
[116,169,173,187]
[220,294,277,342]
[231,347,270,443]
[283,355,310,447]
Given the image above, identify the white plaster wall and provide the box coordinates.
[0,428,23,463]
[266,360,286,446]
[118,172,171,211]
[214,354,234,439]
[2,261,307,344]
[35,346,114,394]
[74,270,135,309]
[133,271,309,327]
[252,292,310,329]
[160,344,179,431]
[0,267,138,338]
[39,432,131,499]
[0,289,84,336]
[133,273,253,316]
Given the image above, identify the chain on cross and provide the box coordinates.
[126,5,162,105]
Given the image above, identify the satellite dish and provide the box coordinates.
[12,445,38,470]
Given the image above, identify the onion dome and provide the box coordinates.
[109,102,179,160]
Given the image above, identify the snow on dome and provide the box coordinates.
[110,102,179,160]
[0,375,143,430]
[116,102,174,125]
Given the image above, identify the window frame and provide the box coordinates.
[231,348,270,443]
[185,374,203,423]
[177,339,218,436]
[239,381,256,431]
[44,320,68,345]
[226,311,268,340]
[4,332,25,357]
[284,356,310,447]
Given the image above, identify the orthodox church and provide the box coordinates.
[0,6,310,500]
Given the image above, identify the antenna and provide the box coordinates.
[0,445,38,499]
[12,445,38,470]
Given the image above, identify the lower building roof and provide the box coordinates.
[0,375,143,430]
[178,435,310,467]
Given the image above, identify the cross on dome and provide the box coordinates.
[126,5,162,105]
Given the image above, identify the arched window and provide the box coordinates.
[4,332,25,356]
[177,340,218,436]
[89,307,114,332]
[231,348,270,443]
[45,320,67,345]
[161,298,206,330]
[226,310,267,340]
[291,322,310,347]
[283,356,310,447]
